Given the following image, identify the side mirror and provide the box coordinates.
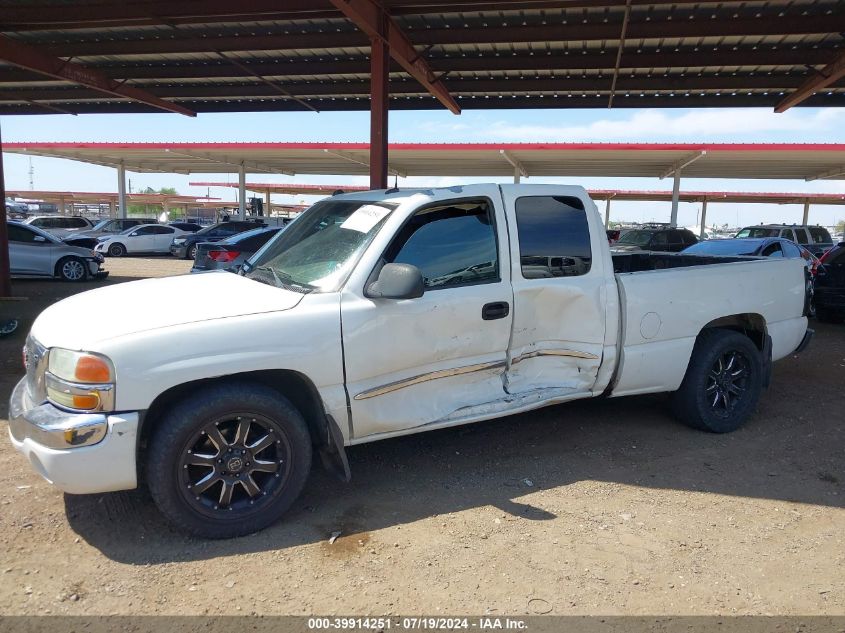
[129,231,139,237]
[33,235,47,243]
[367,263,424,299]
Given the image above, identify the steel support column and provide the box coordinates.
[513,167,521,184]
[802,200,810,225]
[0,122,10,298]
[369,11,389,190]
[699,199,708,239]
[604,198,612,229]
[670,170,681,227]
[238,165,246,219]
[117,162,127,219]
[265,189,271,216]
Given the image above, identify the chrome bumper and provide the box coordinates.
[7,378,139,494]
[9,378,107,449]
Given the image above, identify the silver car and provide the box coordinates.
[8,222,108,282]
[21,215,94,239]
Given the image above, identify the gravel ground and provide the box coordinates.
[0,256,843,616]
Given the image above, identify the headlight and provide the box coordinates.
[173,238,187,245]
[46,348,115,412]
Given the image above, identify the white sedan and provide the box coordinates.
[95,224,189,257]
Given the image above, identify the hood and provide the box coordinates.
[31,271,306,350]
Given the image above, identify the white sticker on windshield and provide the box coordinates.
[340,205,391,233]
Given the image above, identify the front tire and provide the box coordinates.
[671,329,763,433]
[108,243,126,257]
[187,244,198,260]
[146,382,313,538]
[56,256,87,282]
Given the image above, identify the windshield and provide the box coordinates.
[736,227,778,238]
[243,199,395,293]
[616,230,654,246]
[92,220,111,231]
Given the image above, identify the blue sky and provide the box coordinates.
[3,106,845,230]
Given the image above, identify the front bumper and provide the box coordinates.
[170,243,190,258]
[793,328,814,354]
[8,378,138,494]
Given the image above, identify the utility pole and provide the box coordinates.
[28,157,34,190]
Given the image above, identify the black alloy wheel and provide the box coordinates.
[705,350,750,418]
[146,382,313,538]
[671,328,762,433]
[179,414,291,515]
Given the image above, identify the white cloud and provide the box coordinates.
[485,108,845,142]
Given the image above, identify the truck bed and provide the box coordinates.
[612,251,750,274]
[608,254,808,398]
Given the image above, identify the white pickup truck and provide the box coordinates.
[9,184,812,538]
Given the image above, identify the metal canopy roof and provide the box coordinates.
[7,142,845,181]
[1,0,844,115]
[188,181,845,205]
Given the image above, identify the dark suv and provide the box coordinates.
[815,242,845,322]
[612,226,699,253]
[735,224,833,258]
[170,220,266,259]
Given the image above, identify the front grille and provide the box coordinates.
[23,336,48,405]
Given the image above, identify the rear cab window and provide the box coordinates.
[514,196,592,278]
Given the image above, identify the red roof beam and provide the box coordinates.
[775,50,845,113]
[0,35,195,117]
[328,0,460,115]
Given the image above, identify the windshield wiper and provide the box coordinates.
[250,266,313,293]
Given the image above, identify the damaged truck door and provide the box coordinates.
[341,188,514,438]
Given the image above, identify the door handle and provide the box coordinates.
[482,301,510,321]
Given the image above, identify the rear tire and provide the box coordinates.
[146,382,312,538]
[187,244,198,260]
[670,328,762,433]
[108,243,126,257]
[56,256,87,282]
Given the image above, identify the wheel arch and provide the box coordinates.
[138,369,349,480]
[53,255,85,279]
[699,313,767,350]
[697,312,772,387]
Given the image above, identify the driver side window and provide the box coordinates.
[384,200,499,290]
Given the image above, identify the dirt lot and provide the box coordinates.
[0,257,843,616]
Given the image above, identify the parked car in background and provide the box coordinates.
[612,225,699,252]
[735,224,833,258]
[606,229,621,244]
[7,221,107,282]
[191,226,284,273]
[681,237,820,315]
[95,224,189,257]
[168,221,203,233]
[815,242,845,322]
[21,215,94,238]
[171,220,271,259]
[62,217,157,249]
[5,198,29,218]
